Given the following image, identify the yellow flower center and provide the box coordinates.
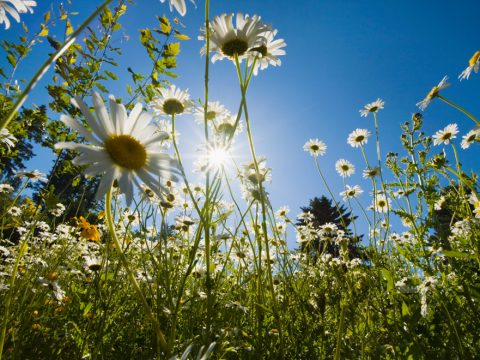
[355,135,365,142]
[469,51,480,66]
[206,111,217,120]
[163,99,185,115]
[341,165,349,171]
[250,44,268,57]
[221,38,249,58]
[104,135,147,170]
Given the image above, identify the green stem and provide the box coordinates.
[334,302,347,360]
[438,95,480,125]
[105,189,169,356]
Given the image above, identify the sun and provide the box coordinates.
[207,145,230,169]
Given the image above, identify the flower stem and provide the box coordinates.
[105,189,169,356]
[438,95,480,125]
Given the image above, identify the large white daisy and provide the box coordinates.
[359,98,384,117]
[159,0,190,17]
[416,76,449,111]
[432,123,458,146]
[55,92,180,205]
[248,29,286,75]
[0,0,36,29]
[335,159,355,178]
[201,13,269,63]
[303,138,327,157]
[347,128,370,148]
[150,85,192,117]
[459,51,480,81]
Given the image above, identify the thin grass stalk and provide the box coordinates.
[105,189,169,356]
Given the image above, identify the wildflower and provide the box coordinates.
[213,114,243,139]
[248,29,287,75]
[335,159,355,178]
[49,203,65,217]
[159,0,190,16]
[459,51,480,81]
[362,166,380,179]
[84,256,102,271]
[303,139,327,156]
[359,98,384,117]
[194,101,230,124]
[55,92,180,205]
[416,76,449,110]
[150,85,192,116]
[434,196,445,211]
[372,195,391,213]
[347,129,370,148]
[0,0,36,29]
[201,13,269,63]
[0,129,17,149]
[461,128,480,149]
[7,206,21,216]
[275,206,290,218]
[432,123,458,146]
[297,211,314,223]
[340,185,363,201]
[468,193,480,218]
[419,276,437,317]
[78,216,101,242]
[15,169,47,182]
[389,232,400,242]
[0,183,14,194]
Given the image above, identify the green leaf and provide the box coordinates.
[441,250,476,259]
[402,302,410,317]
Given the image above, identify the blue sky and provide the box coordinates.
[3,0,480,243]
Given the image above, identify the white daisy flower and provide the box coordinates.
[459,51,480,81]
[359,98,384,117]
[14,169,47,182]
[347,128,370,148]
[461,128,480,149]
[7,206,22,216]
[416,76,449,111]
[201,13,269,63]
[213,113,243,139]
[248,29,286,75]
[303,138,327,157]
[340,185,363,201]
[335,159,355,178]
[55,92,180,205]
[362,166,380,179]
[150,85,192,117]
[0,128,17,150]
[275,206,290,218]
[159,0,190,16]
[0,183,14,194]
[372,195,391,213]
[193,101,230,124]
[0,0,36,30]
[434,195,445,211]
[432,123,458,146]
[468,193,480,218]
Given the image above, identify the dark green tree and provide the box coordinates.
[297,196,365,261]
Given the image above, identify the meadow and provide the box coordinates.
[1,0,479,359]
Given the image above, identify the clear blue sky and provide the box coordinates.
[3,0,480,242]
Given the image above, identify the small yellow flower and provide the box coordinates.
[78,216,100,242]
[31,323,42,331]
